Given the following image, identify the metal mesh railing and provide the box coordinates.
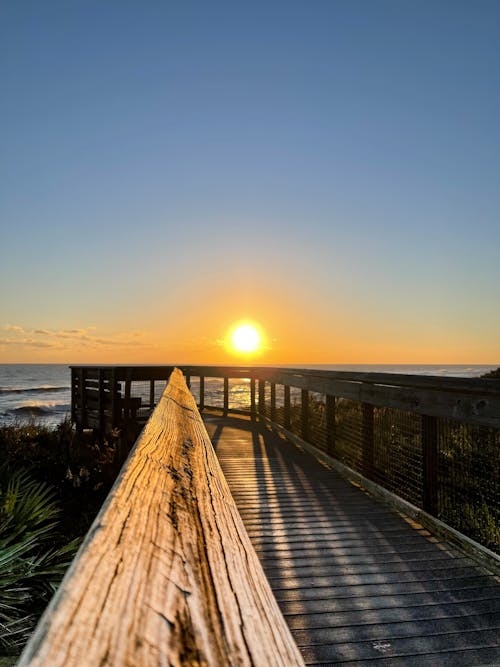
[372,407,423,508]
[262,381,271,420]
[228,378,252,411]
[288,387,302,439]
[308,391,328,452]
[335,398,364,472]
[437,418,499,549]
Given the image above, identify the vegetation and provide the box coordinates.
[481,367,500,379]
[0,419,124,657]
[0,463,78,653]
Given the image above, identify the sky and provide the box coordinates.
[1,1,499,364]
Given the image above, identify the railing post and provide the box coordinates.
[422,415,438,515]
[270,383,276,422]
[223,376,229,414]
[301,389,309,441]
[326,394,336,455]
[79,368,85,428]
[149,380,155,410]
[362,403,374,477]
[250,378,256,418]
[124,370,132,421]
[98,369,104,436]
[284,385,291,429]
[111,370,119,427]
[258,379,265,416]
[71,368,76,425]
[199,376,205,411]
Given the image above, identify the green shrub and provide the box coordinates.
[0,463,79,652]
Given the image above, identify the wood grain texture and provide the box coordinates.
[18,369,304,667]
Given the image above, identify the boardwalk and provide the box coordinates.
[204,412,500,666]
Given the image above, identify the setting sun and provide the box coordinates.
[228,322,263,356]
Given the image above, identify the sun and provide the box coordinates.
[228,322,263,356]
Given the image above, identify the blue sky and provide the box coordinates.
[1,1,499,363]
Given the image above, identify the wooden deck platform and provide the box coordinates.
[204,412,500,666]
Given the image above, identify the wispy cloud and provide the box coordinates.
[3,325,25,333]
[0,337,62,349]
[1,324,151,350]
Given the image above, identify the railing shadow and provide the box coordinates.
[206,411,500,664]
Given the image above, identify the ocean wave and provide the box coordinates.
[0,385,70,396]
[9,401,70,416]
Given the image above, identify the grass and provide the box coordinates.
[0,657,17,667]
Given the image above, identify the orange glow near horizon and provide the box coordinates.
[1,280,499,365]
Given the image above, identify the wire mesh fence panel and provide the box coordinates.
[309,391,327,452]
[189,377,200,404]
[153,381,168,404]
[131,382,149,404]
[275,384,285,409]
[228,378,252,411]
[437,418,500,552]
[262,382,272,420]
[372,407,423,507]
[203,378,224,409]
[335,398,364,471]
[289,387,302,439]
[271,385,286,427]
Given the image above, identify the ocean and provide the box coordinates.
[0,363,497,429]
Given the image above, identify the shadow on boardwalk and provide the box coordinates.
[204,412,500,666]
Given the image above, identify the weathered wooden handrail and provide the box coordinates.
[19,369,304,667]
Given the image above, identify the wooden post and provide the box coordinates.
[223,377,229,414]
[199,376,205,411]
[284,385,291,429]
[326,394,336,455]
[79,368,85,429]
[362,403,374,477]
[258,380,265,416]
[422,415,438,515]
[301,389,309,441]
[98,369,104,437]
[111,370,118,428]
[71,368,76,425]
[149,380,155,410]
[124,371,132,421]
[250,378,256,418]
[270,383,276,422]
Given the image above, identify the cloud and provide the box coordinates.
[3,325,25,333]
[1,325,151,350]
[0,338,62,349]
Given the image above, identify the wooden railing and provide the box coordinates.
[20,369,304,667]
[71,365,500,553]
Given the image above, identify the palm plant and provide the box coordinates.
[0,464,79,653]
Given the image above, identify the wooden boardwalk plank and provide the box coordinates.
[204,412,500,666]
